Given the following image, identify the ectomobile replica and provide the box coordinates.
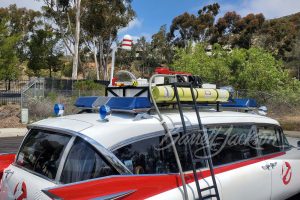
[0,72,300,200]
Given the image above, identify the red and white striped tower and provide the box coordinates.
[121,35,133,50]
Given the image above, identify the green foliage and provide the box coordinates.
[170,3,220,47]
[46,91,58,102]
[116,36,161,76]
[173,44,299,96]
[0,5,42,62]
[61,62,73,77]
[0,20,21,81]
[173,44,231,86]
[151,25,174,64]
[80,0,136,79]
[27,29,63,77]
[234,48,286,92]
[256,16,297,61]
[73,80,105,92]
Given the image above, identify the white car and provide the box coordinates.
[0,108,300,200]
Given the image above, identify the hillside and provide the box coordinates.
[280,12,300,79]
[267,12,300,79]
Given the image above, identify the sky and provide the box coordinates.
[1,0,300,41]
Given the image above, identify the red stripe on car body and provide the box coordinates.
[47,152,285,200]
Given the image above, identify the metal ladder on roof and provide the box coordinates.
[172,80,221,200]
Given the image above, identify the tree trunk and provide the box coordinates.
[93,38,100,80]
[49,66,52,78]
[99,36,104,79]
[298,66,300,81]
[72,0,81,80]
[5,80,8,91]
[103,36,113,80]
[78,58,85,79]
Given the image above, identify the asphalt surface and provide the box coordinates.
[0,136,23,153]
[0,136,299,199]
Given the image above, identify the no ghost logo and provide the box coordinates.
[282,162,292,185]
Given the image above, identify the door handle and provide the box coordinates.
[4,169,14,179]
[262,164,271,170]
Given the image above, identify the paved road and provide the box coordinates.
[0,136,23,153]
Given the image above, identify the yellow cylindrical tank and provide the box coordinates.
[152,86,230,103]
[175,87,198,102]
[216,89,230,102]
[152,86,174,102]
[196,88,218,102]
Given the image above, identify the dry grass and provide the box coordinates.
[0,104,25,128]
[275,115,300,131]
[269,106,300,131]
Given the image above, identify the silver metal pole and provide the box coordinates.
[149,74,189,200]
[110,47,118,86]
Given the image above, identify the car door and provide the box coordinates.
[113,134,213,200]
[260,126,300,200]
[0,129,72,200]
[207,124,272,200]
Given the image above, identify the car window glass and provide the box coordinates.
[207,125,258,166]
[60,137,118,184]
[16,129,71,180]
[257,125,282,155]
[113,133,206,175]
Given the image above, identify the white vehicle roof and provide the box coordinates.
[32,111,280,150]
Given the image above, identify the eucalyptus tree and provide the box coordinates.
[0,4,41,62]
[0,20,20,89]
[170,3,220,47]
[27,27,63,77]
[40,0,82,80]
[81,0,135,80]
[151,25,174,65]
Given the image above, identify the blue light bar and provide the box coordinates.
[221,98,257,108]
[107,97,151,112]
[75,96,99,108]
[74,96,152,113]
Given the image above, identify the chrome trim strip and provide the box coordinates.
[0,153,15,156]
[91,190,136,200]
[109,122,278,151]
[14,128,30,163]
[12,163,58,184]
[55,136,76,182]
[109,131,164,151]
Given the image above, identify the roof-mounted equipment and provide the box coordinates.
[74,96,151,113]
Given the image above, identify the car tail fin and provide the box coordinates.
[42,177,138,200]
[0,154,15,180]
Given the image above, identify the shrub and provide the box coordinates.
[73,80,105,96]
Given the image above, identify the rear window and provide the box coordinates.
[16,129,71,180]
